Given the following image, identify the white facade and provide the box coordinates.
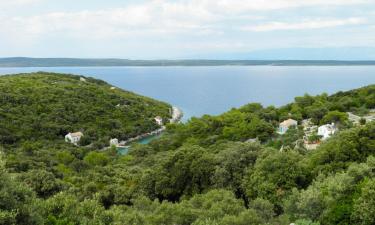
[110,138,119,146]
[278,119,298,135]
[65,132,83,145]
[154,116,163,126]
[318,123,337,140]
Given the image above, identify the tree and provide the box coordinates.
[23,169,63,198]
[83,152,109,167]
[56,151,75,165]
[211,142,260,197]
[243,150,308,213]
[352,179,375,225]
[42,192,111,225]
[144,145,216,201]
[320,111,348,125]
[295,94,315,108]
[284,157,375,224]
[0,152,42,225]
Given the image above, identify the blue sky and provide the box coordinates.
[1,0,375,59]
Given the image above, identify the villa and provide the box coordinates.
[318,123,337,140]
[154,116,163,126]
[110,138,119,146]
[65,132,83,145]
[278,119,298,135]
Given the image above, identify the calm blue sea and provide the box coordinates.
[1,66,375,121]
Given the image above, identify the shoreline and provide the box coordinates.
[115,106,183,148]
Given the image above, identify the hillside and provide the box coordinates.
[0,72,171,147]
[0,82,374,225]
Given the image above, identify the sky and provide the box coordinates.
[1,0,375,59]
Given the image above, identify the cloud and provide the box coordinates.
[211,0,370,12]
[242,18,367,32]
[4,0,369,39]
[1,0,374,57]
[1,0,222,41]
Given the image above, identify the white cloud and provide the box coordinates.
[1,0,222,41]
[200,0,370,13]
[5,0,368,37]
[242,17,367,32]
[2,0,371,39]
[1,0,373,57]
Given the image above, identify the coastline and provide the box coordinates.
[116,106,183,149]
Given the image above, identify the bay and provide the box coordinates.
[1,66,375,121]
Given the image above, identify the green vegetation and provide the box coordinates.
[0,73,374,224]
[0,72,171,148]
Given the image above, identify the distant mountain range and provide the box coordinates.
[1,57,375,67]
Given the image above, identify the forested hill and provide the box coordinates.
[0,72,171,147]
[0,77,374,225]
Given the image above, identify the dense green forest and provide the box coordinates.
[0,73,374,225]
[0,72,171,148]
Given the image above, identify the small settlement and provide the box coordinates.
[277,109,375,150]
[278,118,338,150]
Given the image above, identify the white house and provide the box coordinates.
[318,123,337,140]
[110,138,119,146]
[80,77,86,82]
[154,116,163,126]
[278,119,298,135]
[65,132,83,145]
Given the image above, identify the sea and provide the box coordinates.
[1,66,375,121]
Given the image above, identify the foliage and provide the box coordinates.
[320,111,348,125]
[0,72,171,146]
[0,152,42,225]
[0,73,374,224]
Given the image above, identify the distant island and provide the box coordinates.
[1,57,375,67]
